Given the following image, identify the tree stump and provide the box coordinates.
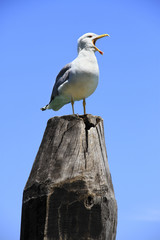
[20,114,117,240]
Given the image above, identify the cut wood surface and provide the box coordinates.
[20,114,117,240]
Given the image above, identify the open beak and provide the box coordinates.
[92,34,110,55]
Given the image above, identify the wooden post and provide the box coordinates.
[20,114,117,240]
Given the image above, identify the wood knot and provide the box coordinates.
[84,195,94,209]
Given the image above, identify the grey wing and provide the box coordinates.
[49,63,71,103]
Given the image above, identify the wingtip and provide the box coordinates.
[40,105,48,111]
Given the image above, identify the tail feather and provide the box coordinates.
[40,104,49,111]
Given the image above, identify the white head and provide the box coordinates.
[77,32,109,55]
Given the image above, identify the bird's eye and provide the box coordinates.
[87,35,92,38]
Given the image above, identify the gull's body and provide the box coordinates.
[41,33,109,114]
[50,51,99,111]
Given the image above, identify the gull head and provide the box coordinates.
[77,32,109,55]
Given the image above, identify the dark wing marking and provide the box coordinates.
[49,63,71,103]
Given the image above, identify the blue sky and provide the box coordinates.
[0,0,160,239]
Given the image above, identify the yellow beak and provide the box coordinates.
[92,34,110,55]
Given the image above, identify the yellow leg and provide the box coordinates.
[71,98,75,114]
[83,98,86,115]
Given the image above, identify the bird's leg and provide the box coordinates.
[71,97,75,114]
[83,98,86,115]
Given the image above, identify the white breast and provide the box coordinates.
[59,51,99,101]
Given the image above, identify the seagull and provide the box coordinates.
[41,32,109,114]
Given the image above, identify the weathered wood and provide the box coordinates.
[20,114,117,240]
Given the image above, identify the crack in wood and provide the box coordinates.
[81,116,98,170]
